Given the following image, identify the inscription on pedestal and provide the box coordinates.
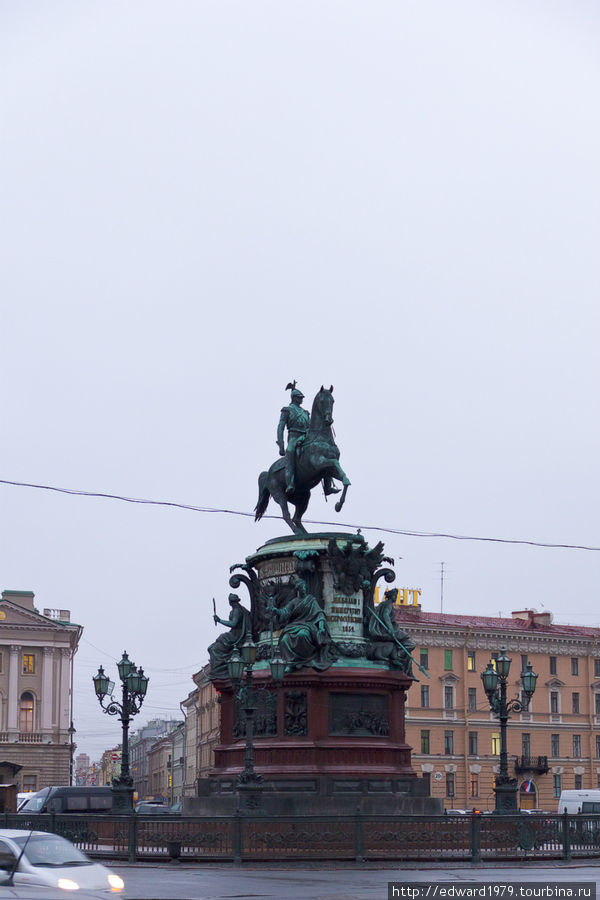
[324,593,363,638]
[257,559,296,580]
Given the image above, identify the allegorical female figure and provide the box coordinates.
[270,578,338,672]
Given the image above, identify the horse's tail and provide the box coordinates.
[254,471,270,521]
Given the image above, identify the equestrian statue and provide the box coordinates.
[254,383,351,535]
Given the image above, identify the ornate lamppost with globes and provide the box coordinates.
[227,639,285,808]
[481,647,538,813]
[93,651,149,812]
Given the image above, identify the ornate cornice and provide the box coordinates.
[404,623,597,656]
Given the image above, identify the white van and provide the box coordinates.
[558,790,600,814]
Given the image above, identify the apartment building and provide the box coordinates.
[180,664,220,798]
[397,604,600,811]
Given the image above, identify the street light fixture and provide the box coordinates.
[67,722,76,787]
[93,651,149,812]
[227,641,285,806]
[481,647,538,813]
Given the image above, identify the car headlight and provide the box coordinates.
[57,878,80,890]
[108,873,125,892]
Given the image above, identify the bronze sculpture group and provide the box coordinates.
[209,382,417,683]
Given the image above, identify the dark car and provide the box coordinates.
[17,787,112,815]
[134,802,171,815]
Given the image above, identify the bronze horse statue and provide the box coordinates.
[254,386,351,535]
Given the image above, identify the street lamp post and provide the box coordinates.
[68,722,76,786]
[93,651,149,812]
[227,640,285,809]
[481,647,538,813]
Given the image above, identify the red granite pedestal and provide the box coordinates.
[193,533,442,815]
[203,666,438,814]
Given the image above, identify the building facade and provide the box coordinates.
[0,590,82,792]
[180,665,220,799]
[147,736,171,802]
[169,721,185,805]
[99,746,121,787]
[74,753,90,786]
[129,718,182,800]
[397,604,600,811]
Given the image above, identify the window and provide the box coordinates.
[470,773,479,797]
[491,733,500,755]
[446,772,455,798]
[420,730,430,754]
[522,733,531,757]
[550,691,559,715]
[467,651,476,672]
[597,773,600,789]
[420,649,429,670]
[0,651,3,673]
[21,775,36,792]
[595,694,600,717]
[573,734,582,757]
[444,685,454,710]
[444,650,453,671]
[468,731,478,756]
[553,774,562,798]
[468,688,477,712]
[19,692,34,732]
[595,659,600,678]
[420,685,430,708]
[596,735,600,759]
[444,731,454,755]
[521,655,528,673]
[572,693,580,714]
[549,656,557,675]
[571,658,579,676]
[22,654,35,675]
[575,774,583,790]
[551,734,560,757]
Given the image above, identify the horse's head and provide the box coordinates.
[312,385,334,427]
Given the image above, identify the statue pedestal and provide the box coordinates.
[202,533,441,816]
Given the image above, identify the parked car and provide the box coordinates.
[134,801,170,815]
[0,830,124,894]
[17,787,112,815]
[14,797,32,814]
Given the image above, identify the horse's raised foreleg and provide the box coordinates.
[327,460,350,512]
[335,482,349,513]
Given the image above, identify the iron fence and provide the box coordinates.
[6,811,600,863]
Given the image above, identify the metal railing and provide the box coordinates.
[7,810,600,863]
[514,755,549,773]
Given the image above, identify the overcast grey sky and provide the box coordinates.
[2,1,599,761]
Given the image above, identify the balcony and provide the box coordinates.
[514,755,549,774]
[0,732,44,743]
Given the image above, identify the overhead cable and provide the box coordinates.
[1,477,598,552]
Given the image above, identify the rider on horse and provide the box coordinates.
[277,382,340,497]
